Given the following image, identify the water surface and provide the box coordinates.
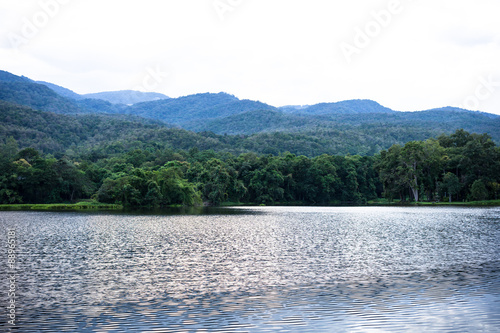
[0,206,499,332]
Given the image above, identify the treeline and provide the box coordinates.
[0,130,499,207]
[0,138,381,206]
[377,130,500,202]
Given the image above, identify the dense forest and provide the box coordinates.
[1,130,499,207]
[1,70,499,207]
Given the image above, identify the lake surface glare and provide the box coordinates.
[1,206,499,332]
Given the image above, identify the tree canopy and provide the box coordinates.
[1,130,497,207]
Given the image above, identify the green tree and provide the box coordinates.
[441,172,462,202]
[248,163,285,204]
[154,162,201,206]
[399,141,426,202]
[377,145,403,201]
[469,179,488,201]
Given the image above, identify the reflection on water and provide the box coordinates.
[0,207,499,332]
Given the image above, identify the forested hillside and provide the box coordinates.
[1,70,499,147]
[0,101,233,156]
[279,99,395,115]
[3,101,487,157]
[182,107,500,145]
[1,130,498,206]
[125,92,277,125]
[0,81,84,114]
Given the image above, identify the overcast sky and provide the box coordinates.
[1,0,499,114]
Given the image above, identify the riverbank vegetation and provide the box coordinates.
[0,202,122,211]
[0,130,499,208]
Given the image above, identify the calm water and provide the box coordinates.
[0,206,499,332]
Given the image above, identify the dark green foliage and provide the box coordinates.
[96,162,201,207]
[0,130,497,206]
[0,81,83,114]
[469,180,488,201]
[378,130,500,202]
[441,172,462,202]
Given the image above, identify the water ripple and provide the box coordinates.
[0,207,499,332]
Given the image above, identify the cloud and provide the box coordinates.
[442,27,498,48]
[0,0,499,114]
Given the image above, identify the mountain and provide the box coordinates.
[0,70,32,83]
[35,81,83,100]
[76,98,127,114]
[0,100,232,156]
[2,98,499,157]
[279,105,310,112]
[280,99,395,115]
[0,81,84,114]
[82,90,169,105]
[125,92,277,125]
[179,103,500,144]
[34,80,170,105]
[1,72,159,114]
[1,69,499,156]
[0,100,430,157]
[184,109,308,134]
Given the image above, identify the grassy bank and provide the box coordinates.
[222,198,500,207]
[0,202,123,211]
[1,200,498,212]
[368,199,500,207]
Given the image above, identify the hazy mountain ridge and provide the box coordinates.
[0,71,169,106]
[35,80,83,100]
[0,100,450,156]
[0,70,32,83]
[280,99,395,115]
[35,81,170,105]
[0,81,84,114]
[125,92,277,125]
[181,104,500,143]
[1,70,499,155]
[83,90,170,105]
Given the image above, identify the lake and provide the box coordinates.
[1,206,499,332]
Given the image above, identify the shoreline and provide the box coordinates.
[1,200,499,212]
[0,203,123,211]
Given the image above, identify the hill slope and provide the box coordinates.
[182,106,500,143]
[0,70,32,83]
[125,92,277,125]
[0,101,233,155]
[0,81,84,114]
[35,81,83,100]
[280,99,395,115]
[1,70,499,156]
[83,90,170,105]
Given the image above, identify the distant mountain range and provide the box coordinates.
[1,69,499,156]
[279,100,395,115]
[0,70,169,106]
[35,80,170,105]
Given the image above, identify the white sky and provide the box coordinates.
[1,0,500,114]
